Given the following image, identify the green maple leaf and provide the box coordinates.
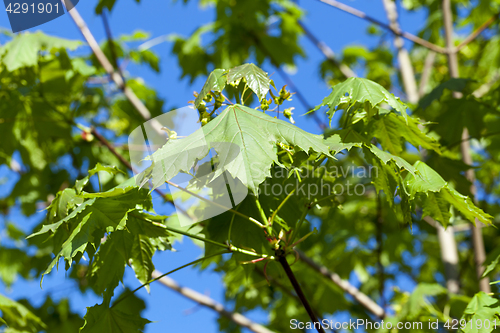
[0,32,81,72]
[227,63,271,101]
[405,161,492,226]
[194,64,271,107]
[88,213,169,296]
[28,186,152,281]
[123,214,171,292]
[370,112,441,154]
[311,77,408,124]
[0,294,45,333]
[405,283,447,320]
[460,292,500,333]
[147,104,345,194]
[80,303,150,333]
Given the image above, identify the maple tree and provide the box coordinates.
[1,0,500,333]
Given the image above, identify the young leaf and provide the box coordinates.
[459,292,500,333]
[194,68,228,107]
[311,77,408,124]
[75,163,126,194]
[48,188,83,221]
[482,246,500,278]
[227,63,271,101]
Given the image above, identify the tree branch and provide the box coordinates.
[317,0,447,54]
[298,21,357,79]
[296,250,386,319]
[436,224,461,293]
[62,1,204,223]
[442,0,490,293]
[422,208,461,295]
[254,268,329,331]
[418,51,436,98]
[381,0,419,103]
[101,10,125,80]
[62,1,162,135]
[151,272,275,333]
[277,252,325,333]
[455,12,500,52]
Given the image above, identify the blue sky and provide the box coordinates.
[0,1,430,332]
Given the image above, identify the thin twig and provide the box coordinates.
[269,189,296,227]
[418,51,436,98]
[62,0,162,135]
[455,12,500,52]
[101,10,125,80]
[138,35,170,51]
[298,21,357,79]
[134,213,273,259]
[317,0,447,54]
[112,251,229,307]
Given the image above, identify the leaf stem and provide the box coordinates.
[240,86,248,105]
[276,251,325,333]
[269,189,296,228]
[227,208,237,244]
[290,203,312,244]
[229,245,274,260]
[253,196,272,235]
[111,251,229,308]
[133,213,271,258]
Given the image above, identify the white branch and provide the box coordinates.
[62,1,163,135]
[151,271,275,333]
[418,51,436,98]
[381,0,419,104]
